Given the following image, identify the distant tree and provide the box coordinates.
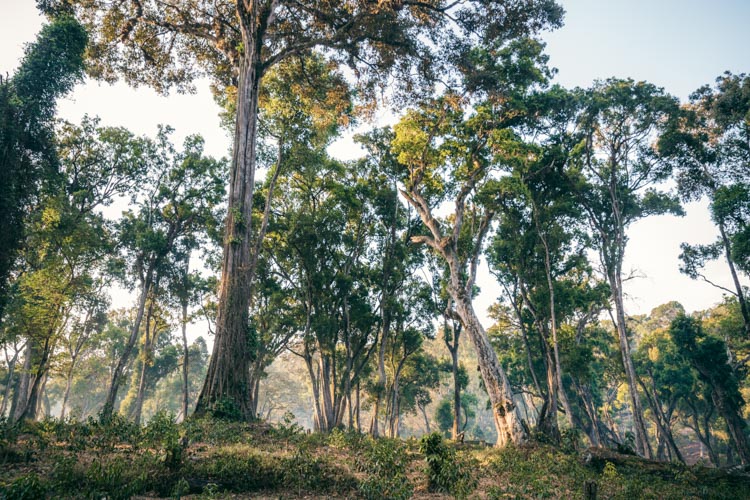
[101,133,225,420]
[670,314,750,465]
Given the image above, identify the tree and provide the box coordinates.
[101,133,225,420]
[6,115,150,423]
[50,0,564,419]
[669,314,750,465]
[663,73,750,336]
[576,79,683,458]
[0,15,87,319]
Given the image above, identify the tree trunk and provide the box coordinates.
[451,343,461,440]
[101,270,153,420]
[133,301,155,426]
[712,387,750,464]
[17,335,54,422]
[718,222,750,337]
[194,11,264,420]
[451,285,527,446]
[0,345,19,417]
[181,287,190,421]
[610,271,653,459]
[420,403,431,434]
[60,363,75,420]
[638,376,683,463]
[10,343,32,422]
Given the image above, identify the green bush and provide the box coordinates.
[142,410,183,468]
[419,432,477,499]
[358,438,413,500]
[0,473,47,499]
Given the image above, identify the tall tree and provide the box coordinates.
[49,0,564,418]
[0,15,86,320]
[576,79,683,458]
[663,72,750,336]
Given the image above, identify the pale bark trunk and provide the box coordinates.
[17,335,54,422]
[451,345,461,440]
[133,300,155,426]
[10,344,32,421]
[451,283,526,447]
[0,346,19,417]
[60,364,75,420]
[718,222,750,337]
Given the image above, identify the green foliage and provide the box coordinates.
[0,472,47,500]
[142,411,183,467]
[358,438,414,500]
[0,15,86,317]
[419,432,477,498]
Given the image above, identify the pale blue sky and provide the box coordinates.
[1,0,748,322]
[544,0,750,99]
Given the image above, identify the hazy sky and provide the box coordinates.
[1,0,749,334]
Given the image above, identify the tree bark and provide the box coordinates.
[194,11,264,419]
[451,285,527,446]
[133,298,156,426]
[717,222,750,337]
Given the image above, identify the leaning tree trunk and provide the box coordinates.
[450,280,527,447]
[16,334,54,423]
[194,13,263,420]
[718,222,750,337]
[101,270,153,421]
[610,270,653,459]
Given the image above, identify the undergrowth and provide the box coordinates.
[0,415,748,499]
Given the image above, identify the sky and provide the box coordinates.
[1,0,749,338]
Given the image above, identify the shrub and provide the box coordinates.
[358,438,413,500]
[419,432,477,499]
[0,473,47,499]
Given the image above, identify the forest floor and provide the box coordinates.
[1,414,749,499]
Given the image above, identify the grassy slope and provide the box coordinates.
[1,415,748,499]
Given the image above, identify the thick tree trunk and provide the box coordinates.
[16,335,54,422]
[194,12,263,419]
[451,284,527,447]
